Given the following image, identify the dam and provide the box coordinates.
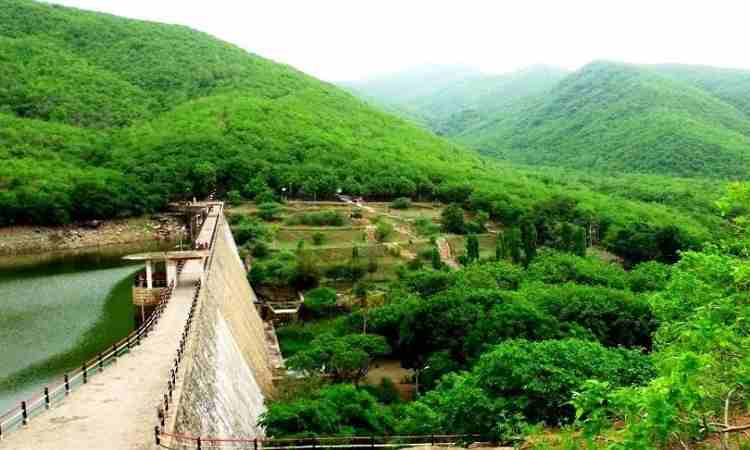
[0,202,276,449]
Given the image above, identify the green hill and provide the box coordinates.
[343,65,568,135]
[0,0,728,264]
[652,64,750,117]
[458,61,750,178]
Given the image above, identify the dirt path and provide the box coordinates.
[436,237,460,270]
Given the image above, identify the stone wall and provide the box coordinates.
[173,215,272,438]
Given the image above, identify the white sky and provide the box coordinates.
[46,0,750,82]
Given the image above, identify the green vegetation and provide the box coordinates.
[0,1,726,271]
[343,65,569,136]
[347,61,750,180]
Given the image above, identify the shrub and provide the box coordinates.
[390,197,412,209]
[257,202,283,221]
[375,221,394,242]
[312,232,326,245]
[304,287,338,318]
[226,190,242,206]
[286,211,347,226]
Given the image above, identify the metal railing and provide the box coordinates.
[0,281,176,438]
[156,433,484,449]
[156,278,201,430]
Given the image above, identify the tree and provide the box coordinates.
[466,234,480,263]
[495,231,507,261]
[520,219,538,265]
[441,204,465,234]
[506,227,523,265]
[431,246,442,270]
[572,225,587,257]
[242,176,269,200]
[287,333,390,384]
[191,161,217,198]
[304,287,338,318]
[226,190,242,206]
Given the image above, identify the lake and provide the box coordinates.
[0,241,171,413]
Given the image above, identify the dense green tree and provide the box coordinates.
[440,204,466,234]
[466,234,480,263]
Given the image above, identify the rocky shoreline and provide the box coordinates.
[0,215,184,257]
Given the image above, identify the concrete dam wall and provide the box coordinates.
[173,214,273,438]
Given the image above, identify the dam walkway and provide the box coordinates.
[0,206,222,450]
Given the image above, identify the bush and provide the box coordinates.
[312,232,326,245]
[628,260,671,292]
[304,287,338,318]
[251,241,270,258]
[226,190,242,206]
[390,197,412,209]
[286,211,347,226]
[414,217,440,236]
[375,221,394,242]
[232,216,270,246]
[257,202,282,221]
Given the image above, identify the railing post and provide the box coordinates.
[64,374,70,395]
[431,434,435,446]
[98,353,104,372]
[254,438,258,450]
[21,401,28,425]
[82,362,88,384]
[44,387,50,409]
[371,436,375,449]
[154,426,161,445]
[197,436,202,450]
[112,343,118,360]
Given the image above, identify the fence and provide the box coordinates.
[156,278,201,431]
[156,433,484,449]
[0,281,176,438]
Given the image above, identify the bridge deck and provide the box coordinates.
[2,261,202,450]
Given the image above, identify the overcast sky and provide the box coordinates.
[46,0,750,82]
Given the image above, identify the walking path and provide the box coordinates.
[436,237,460,270]
[1,206,223,450]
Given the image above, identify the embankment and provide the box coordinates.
[173,215,273,438]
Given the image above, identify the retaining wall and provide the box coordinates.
[173,215,272,438]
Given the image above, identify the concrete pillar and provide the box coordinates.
[166,259,178,288]
[145,260,153,289]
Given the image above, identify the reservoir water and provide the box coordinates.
[0,241,171,413]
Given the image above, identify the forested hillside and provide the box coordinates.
[343,65,568,136]
[458,61,750,178]
[347,60,750,179]
[0,0,728,265]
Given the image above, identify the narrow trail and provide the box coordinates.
[436,237,460,270]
